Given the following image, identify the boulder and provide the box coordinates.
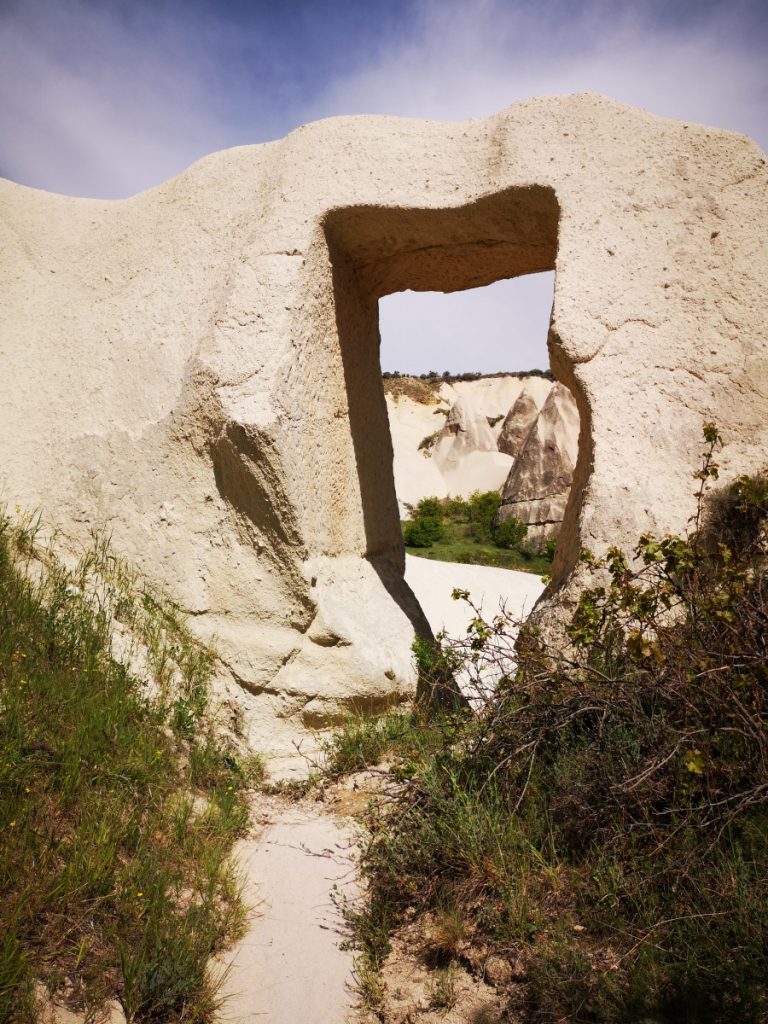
[498,383,580,539]
[497,388,541,458]
[1,94,767,762]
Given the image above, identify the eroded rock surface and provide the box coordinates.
[431,394,515,497]
[497,388,540,458]
[436,395,497,459]
[1,94,767,761]
[499,382,580,539]
[386,375,551,512]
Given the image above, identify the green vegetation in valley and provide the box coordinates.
[332,426,768,1023]
[402,492,554,575]
[0,513,261,1023]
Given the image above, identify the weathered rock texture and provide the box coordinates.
[498,383,580,539]
[386,374,552,511]
[431,394,514,495]
[1,94,767,757]
[497,389,540,458]
[437,395,498,456]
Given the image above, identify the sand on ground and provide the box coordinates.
[405,554,546,699]
[217,559,545,1024]
[217,803,358,1024]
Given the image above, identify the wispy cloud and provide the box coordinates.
[309,0,768,372]
[1,0,765,370]
[0,0,234,196]
[310,0,768,148]
[3,0,765,199]
[0,0,408,196]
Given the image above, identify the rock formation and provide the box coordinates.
[1,94,767,761]
[386,374,552,511]
[437,395,498,458]
[497,389,540,458]
[431,393,518,499]
[498,383,580,539]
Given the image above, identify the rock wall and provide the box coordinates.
[1,94,767,759]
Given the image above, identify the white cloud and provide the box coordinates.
[309,0,767,149]
[309,0,767,373]
[0,0,236,197]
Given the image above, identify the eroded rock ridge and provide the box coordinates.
[1,94,766,760]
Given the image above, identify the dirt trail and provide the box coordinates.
[217,797,359,1024]
[216,559,543,1024]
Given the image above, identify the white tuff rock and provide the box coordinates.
[1,94,767,760]
[386,375,551,511]
[498,383,580,539]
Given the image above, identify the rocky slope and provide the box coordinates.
[385,373,580,540]
[384,374,553,511]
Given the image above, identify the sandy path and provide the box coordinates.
[218,802,358,1024]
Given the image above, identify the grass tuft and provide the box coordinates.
[0,511,254,1022]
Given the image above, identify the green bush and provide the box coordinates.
[466,490,501,543]
[442,496,470,521]
[403,498,445,548]
[414,497,443,519]
[492,514,527,549]
[343,425,768,1023]
[403,517,442,547]
[402,493,554,571]
[541,536,557,561]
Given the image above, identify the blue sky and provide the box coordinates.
[2,0,766,372]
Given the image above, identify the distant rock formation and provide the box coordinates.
[498,383,580,539]
[434,396,497,468]
[387,376,580,537]
[385,374,553,512]
[497,389,539,458]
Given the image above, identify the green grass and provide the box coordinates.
[323,706,461,780]
[404,519,551,575]
[0,511,258,1023]
[337,704,768,1024]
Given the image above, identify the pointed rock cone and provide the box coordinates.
[433,395,498,472]
[497,387,540,458]
[497,382,580,539]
